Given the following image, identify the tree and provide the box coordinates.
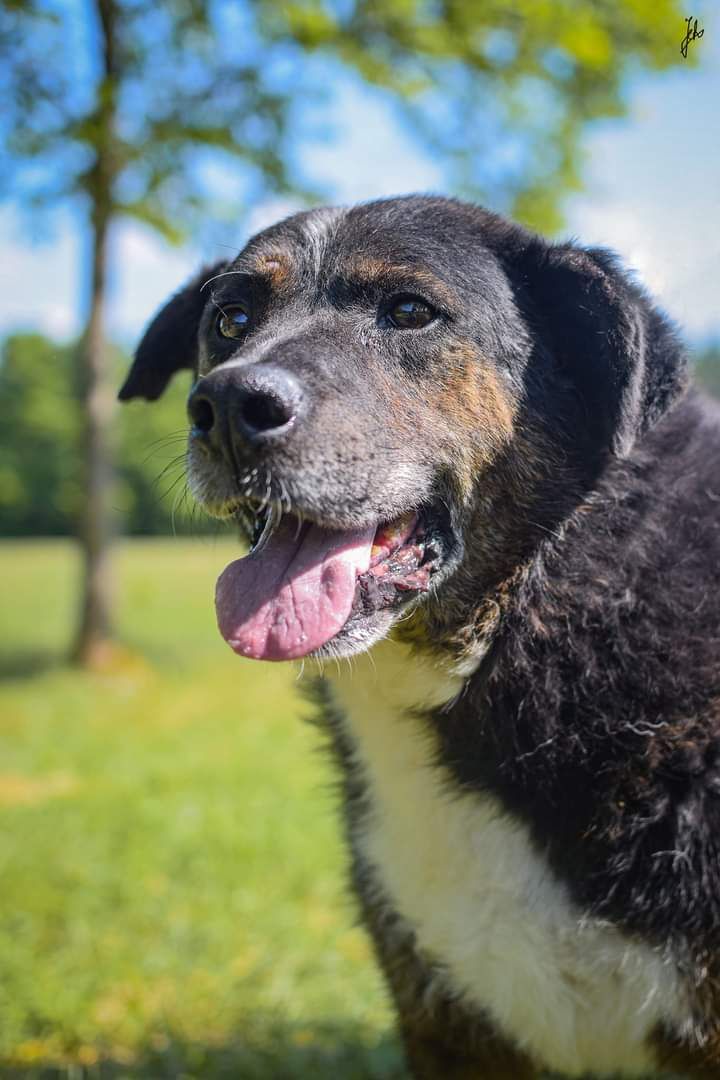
[0,335,81,538]
[694,342,720,400]
[0,332,214,538]
[0,0,686,665]
[1,0,302,666]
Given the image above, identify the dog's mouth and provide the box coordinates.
[214,502,448,661]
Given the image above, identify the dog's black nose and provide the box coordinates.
[188,365,304,458]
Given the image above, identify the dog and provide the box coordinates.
[120,195,720,1079]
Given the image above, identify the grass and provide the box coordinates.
[0,539,403,1079]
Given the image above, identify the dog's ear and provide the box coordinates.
[118,261,226,402]
[512,239,687,458]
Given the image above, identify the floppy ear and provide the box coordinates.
[118,261,226,402]
[513,239,687,458]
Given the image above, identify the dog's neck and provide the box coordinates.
[326,635,469,719]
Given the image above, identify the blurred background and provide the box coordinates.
[0,1,718,1076]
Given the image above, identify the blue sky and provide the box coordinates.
[0,7,718,347]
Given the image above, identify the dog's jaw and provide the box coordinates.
[211,501,455,662]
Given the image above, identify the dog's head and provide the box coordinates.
[121,196,686,661]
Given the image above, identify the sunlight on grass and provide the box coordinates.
[0,539,403,1078]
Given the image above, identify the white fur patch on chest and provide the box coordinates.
[327,639,688,1078]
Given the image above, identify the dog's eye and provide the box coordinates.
[386,298,435,330]
[217,306,251,339]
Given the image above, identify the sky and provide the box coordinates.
[0,7,718,348]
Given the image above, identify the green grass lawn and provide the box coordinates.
[0,539,403,1079]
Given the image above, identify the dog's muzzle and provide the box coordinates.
[188,364,304,466]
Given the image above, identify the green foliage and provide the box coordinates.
[0,0,308,239]
[0,333,219,537]
[268,0,689,230]
[694,341,720,400]
[115,386,218,537]
[0,0,689,236]
[0,335,82,535]
[0,539,403,1077]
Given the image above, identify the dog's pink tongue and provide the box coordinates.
[215,517,376,661]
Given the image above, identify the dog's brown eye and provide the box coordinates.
[217,306,250,339]
[387,298,435,330]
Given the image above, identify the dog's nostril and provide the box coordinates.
[190,396,215,434]
[240,390,295,434]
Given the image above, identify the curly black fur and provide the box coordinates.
[432,389,720,1020]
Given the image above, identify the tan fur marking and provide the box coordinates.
[254,252,293,289]
[433,341,517,494]
[438,342,515,439]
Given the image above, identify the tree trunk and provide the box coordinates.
[71,210,116,666]
[71,0,118,667]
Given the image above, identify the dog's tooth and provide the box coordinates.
[250,502,282,556]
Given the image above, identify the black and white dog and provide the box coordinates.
[121,196,720,1079]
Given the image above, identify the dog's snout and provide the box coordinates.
[188,365,304,457]
[189,395,216,434]
[237,368,301,437]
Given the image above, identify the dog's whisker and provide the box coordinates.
[151,453,188,489]
[151,465,187,501]
[157,469,188,507]
[143,430,188,448]
[312,655,325,677]
[140,445,188,468]
[200,269,247,291]
[170,478,189,537]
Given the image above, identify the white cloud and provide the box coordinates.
[0,209,80,341]
[245,197,304,235]
[109,223,199,343]
[300,78,444,204]
[565,20,720,342]
[566,196,719,340]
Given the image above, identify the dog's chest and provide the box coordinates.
[327,640,686,1078]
